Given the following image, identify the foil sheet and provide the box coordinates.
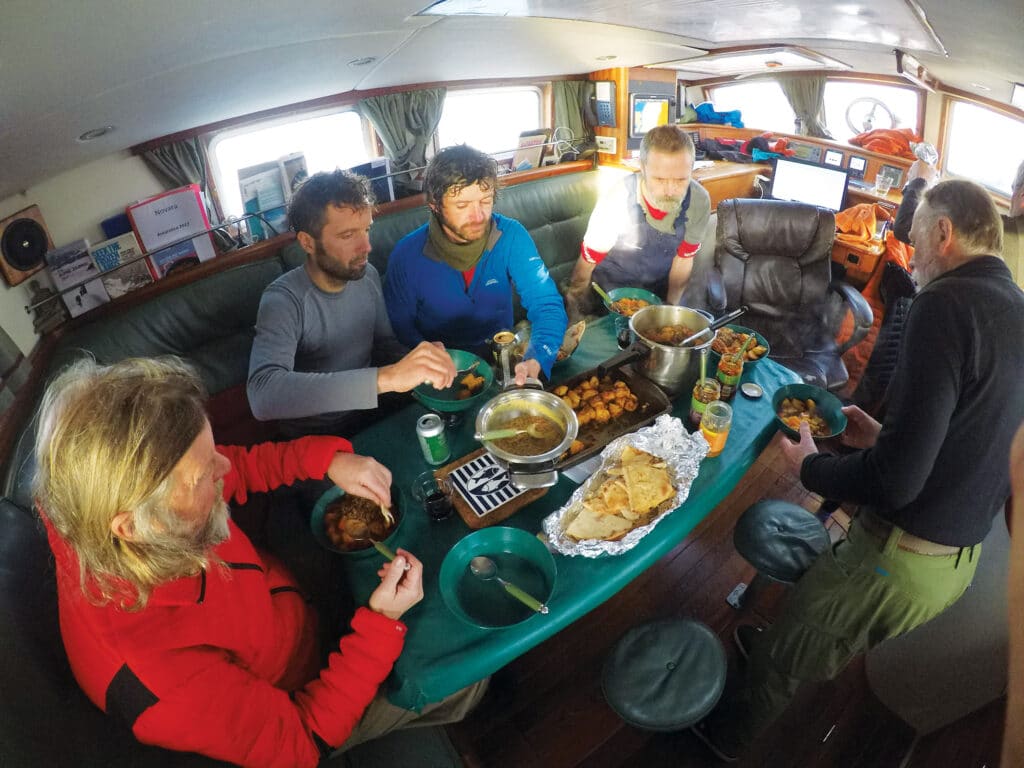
[542,414,709,557]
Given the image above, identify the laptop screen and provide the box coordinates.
[768,156,850,212]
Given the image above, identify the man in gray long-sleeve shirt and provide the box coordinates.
[692,179,1024,762]
[248,170,456,436]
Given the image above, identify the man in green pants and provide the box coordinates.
[692,178,1024,762]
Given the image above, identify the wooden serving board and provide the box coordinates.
[435,448,548,530]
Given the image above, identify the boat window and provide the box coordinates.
[706,81,795,134]
[944,100,1024,196]
[823,81,921,143]
[209,109,371,220]
[436,87,543,157]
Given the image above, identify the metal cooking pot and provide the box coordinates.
[475,388,579,488]
[627,305,722,395]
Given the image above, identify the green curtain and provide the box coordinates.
[358,88,447,197]
[553,80,593,144]
[141,138,234,249]
[779,75,834,139]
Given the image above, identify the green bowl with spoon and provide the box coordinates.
[439,527,556,629]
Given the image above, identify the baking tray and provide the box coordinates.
[551,363,673,470]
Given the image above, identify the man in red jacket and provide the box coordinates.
[33,356,483,768]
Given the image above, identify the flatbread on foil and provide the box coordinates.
[543,414,708,557]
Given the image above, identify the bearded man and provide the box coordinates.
[565,124,712,316]
[248,169,456,436]
[384,144,567,385]
[37,356,485,767]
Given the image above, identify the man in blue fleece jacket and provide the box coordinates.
[384,145,567,384]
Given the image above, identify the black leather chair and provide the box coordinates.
[707,199,873,391]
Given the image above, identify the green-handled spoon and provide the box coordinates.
[469,556,549,614]
[474,422,556,442]
[342,520,410,570]
[590,282,614,308]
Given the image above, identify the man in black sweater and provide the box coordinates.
[693,179,1024,762]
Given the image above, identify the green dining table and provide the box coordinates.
[345,314,800,711]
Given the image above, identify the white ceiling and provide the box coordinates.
[0,0,1020,201]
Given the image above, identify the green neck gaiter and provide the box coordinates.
[427,216,490,271]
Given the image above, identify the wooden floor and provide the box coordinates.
[445,436,1007,768]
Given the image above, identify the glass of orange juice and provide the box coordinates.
[700,401,733,458]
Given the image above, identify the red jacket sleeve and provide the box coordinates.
[132,607,405,768]
[218,436,353,505]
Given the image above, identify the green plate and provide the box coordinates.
[439,527,557,629]
[707,324,771,370]
[310,485,404,560]
[605,286,662,315]
[412,349,495,413]
[772,383,848,440]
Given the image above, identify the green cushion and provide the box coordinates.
[733,499,830,583]
[602,619,726,731]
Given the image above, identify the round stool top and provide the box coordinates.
[733,499,830,583]
[602,619,726,731]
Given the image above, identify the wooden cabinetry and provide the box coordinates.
[832,239,886,288]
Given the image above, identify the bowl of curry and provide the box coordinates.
[311,485,404,558]
[772,384,847,440]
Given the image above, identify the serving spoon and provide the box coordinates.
[475,422,556,442]
[590,281,615,307]
[469,556,549,614]
[341,519,410,569]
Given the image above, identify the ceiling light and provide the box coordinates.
[596,55,617,61]
[77,126,115,142]
[969,82,991,92]
[348,57,376,67]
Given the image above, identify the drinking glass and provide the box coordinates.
[411,471,454,521]
[700,400,733,458]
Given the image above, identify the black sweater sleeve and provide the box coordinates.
[893,177,930,244]
[800,289,962,507]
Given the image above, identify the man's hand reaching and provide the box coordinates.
[377,341,456,394]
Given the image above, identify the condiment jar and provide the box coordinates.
[689,377,721,428]
[716,352,744,401]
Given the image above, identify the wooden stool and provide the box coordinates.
[727,499,830,610]
[602,619,726,731]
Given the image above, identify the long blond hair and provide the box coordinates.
[33,356,210,609]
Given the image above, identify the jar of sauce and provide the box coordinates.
[689,377,721,428]
[716,352,744,401]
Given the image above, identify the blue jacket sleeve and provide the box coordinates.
[503,221,568,376]
[383,236,427,349]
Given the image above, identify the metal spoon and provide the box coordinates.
[341,519,410,569]
[469,556,549,614]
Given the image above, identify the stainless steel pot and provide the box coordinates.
[628,305,716,396]
[475,388,579,488]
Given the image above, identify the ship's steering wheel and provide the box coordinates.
[846,97,897,134]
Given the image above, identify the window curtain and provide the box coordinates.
[358,88,446,197]
[553,80,594,144]
[779,75,834,139]
[141,138,234,250]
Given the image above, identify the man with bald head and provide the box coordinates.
[694,179,1024,762]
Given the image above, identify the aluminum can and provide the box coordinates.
[416,413,451,465]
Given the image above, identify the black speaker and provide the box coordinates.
[0,205,52,287]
